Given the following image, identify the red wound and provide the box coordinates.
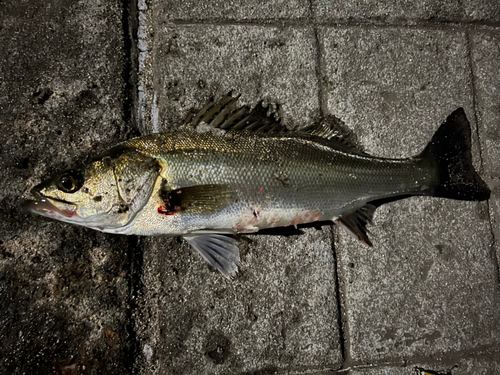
[158,206,176,216]
[157,188,183,216]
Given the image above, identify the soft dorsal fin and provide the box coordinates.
[300,116,368,155]
[182,91,289,134]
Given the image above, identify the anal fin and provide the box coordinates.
[335,204,376,246]
[183,234,240,278]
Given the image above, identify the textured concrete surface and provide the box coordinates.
[158,0,309,20]
[312,0,500,24]
[2,0,500,374]
[138,23,320,134]
[471,31,500,269]
[136,229,341,374]
[348,347,500,374]
[0,0,138,373]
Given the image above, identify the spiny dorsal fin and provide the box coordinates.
[335,204,376,246]
[301,116,368,155]
[182,91,288,134]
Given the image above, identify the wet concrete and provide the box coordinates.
[2,0,500,374]
[0,0,140,373]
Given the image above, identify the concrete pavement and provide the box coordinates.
[1,0,499,374]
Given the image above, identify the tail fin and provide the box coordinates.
[420,108,490,201]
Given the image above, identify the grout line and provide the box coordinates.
[466,30,500,286]
[331,226,350,368]
[121,0,140,138]
[313,27,327,118]
[169,18,500,32]
[121,0,144,373]
[346,343,500,369]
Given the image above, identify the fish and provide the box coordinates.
[24,93,491,278]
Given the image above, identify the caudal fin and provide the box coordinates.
[421,108,490,201]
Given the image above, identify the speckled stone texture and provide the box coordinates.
[0,0,139,373]
[3,0,500,373]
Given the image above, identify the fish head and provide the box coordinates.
[24,149,161,231]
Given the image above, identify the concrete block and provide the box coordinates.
[471,31,500,270]
[312,0,500,24]
[349,349,500,374]
[138,24,320,134]
[135,20,342,373]
[0,0,135,373]
[136,229,342,373]
[321,28,500,363]
[148,0,310,20]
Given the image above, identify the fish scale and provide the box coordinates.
[117,130,435,237]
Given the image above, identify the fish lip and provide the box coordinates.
[22,196,77,219]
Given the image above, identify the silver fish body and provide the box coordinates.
[111,130,435,237]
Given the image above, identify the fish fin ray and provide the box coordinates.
[183,92,289,133]
[419,108,490,201]
[335,204,376,246]
[183,234,240,278]
[159,184,235,215]
[300,116,368,155]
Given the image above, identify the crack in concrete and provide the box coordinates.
[332,226,350,369]
[465,30,500,287]
[121,0,140,138]
[170,18,500,32]
[121,0,144,373]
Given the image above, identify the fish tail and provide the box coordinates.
[420,108,490,201]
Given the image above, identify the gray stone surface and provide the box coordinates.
[471,31,500,270]
[322,27,500,363]
[138,23,320,134]
[152,0,310,20]
[349,348,500,374]
[321,28,474,159]
[3,0,500,373]
[312,0,500,24]
[136,229,342,374]
[0,0,137,373]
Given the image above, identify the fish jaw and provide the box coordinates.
[22,197,78,222]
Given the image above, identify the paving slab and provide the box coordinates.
[135,15,343,373]
[0,0,136,373]
[349,348,500,374]
[312,0,500,24]
[137,23,320,134]
[148,0,310,21]
[321,27,500,363]
[470,31,500,271]
[136,229,342,374]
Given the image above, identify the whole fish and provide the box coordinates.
[24,94,490,277]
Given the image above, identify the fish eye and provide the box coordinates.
[57,170,84,193]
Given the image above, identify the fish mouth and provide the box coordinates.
[22,190,78,219]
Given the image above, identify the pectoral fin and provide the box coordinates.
[183,234,240,278]
[335,204,376,246]
[159,184,235,215]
